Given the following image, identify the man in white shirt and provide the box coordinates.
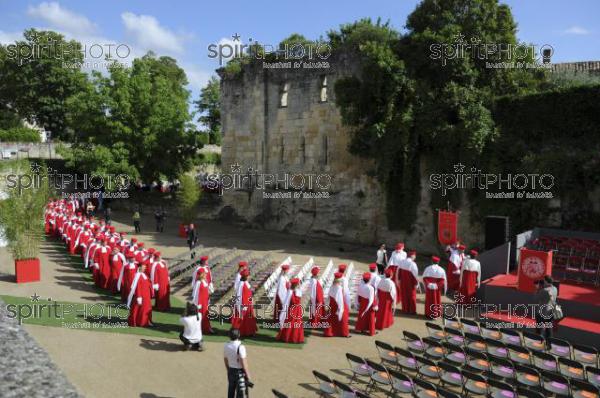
[224,328,252,398]
[179,302,203,351]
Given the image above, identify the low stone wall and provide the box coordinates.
[0,297,80,398]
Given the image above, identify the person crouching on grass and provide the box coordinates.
[179,302,203,351]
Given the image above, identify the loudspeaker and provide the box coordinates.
[484,216,510,250]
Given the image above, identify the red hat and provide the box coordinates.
[238,261,248,268]
[408,250,417,257]
[120,232,127,236]
[154,251,161,257]
[126,252,134,259]
[363,272,372,281]
[369,263,377,271]
[200,256,209,262]
[458,245,466,251]
[431,256,440,263]
[396,242,405,250]
[338,264,347,272]
[281,264,290,271]
[240,268,250,277]
[138,242,145,248]
[334,271,344,279]
[290,278,300,286]
[470,249,478,257]
[311,266,320,276]
[131,238,138,243]
[384,268,394,277]
[109,226,115,232]
[148,248,156,254]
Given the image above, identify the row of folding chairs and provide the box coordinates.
[311,370,372,398]
[398,328,600,384]
[366,343,600,398]
[429,318,600,366]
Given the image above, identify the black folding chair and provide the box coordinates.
[489,356,515,380]
[515,386,544,398]
[506,344,532,365]
[460,318,481,334]
[388,368,414,395]
[444,326,465,347]
[423,337,445,360]
[415,355,441,382]
[438,361,463,389]
[425,321,447,341]
[365,359,392,393]
[346,353,371,385]
[499,328,522,346]
[548,337,572,359]
[437,387,461,398]
[522,331,545,352]
[463,369,489,396]
[571,379,600,398]
[403,330,426,355]
[515,364,542,390]
[395,346,419,373]
[464,348,491,374]
[486,378,516,398]
[532,350,558,373]
[586,366,600,388]
[412,378,438,398]
[484,338,509,359]
[541,370,571,397]
[559,357,586,380]
[443,342,467,366]
[573,344,599,367]
[375,340,398,367]
[313,370,336,397]
[333,379,356,397]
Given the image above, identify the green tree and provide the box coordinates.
[194,76,221,145]
[176,173,201,223]
[331,3,548,227]
[63,53,199,181]
[0,29,88,140]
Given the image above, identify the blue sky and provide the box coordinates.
[1,0,599,100]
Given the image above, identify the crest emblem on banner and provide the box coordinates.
[437,211,458,246]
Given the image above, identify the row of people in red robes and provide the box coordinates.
[45,199,172,328]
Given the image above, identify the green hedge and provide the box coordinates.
[0,127,41,143]
[470,84,600,232]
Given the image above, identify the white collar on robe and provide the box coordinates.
[127,272,147,308]
[356,281,375,317]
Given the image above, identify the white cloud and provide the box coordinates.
[27,2,96,36]
[563,26,590,35]
[0,30,23,45]
[182,63,212,92]
[121,12,184,54]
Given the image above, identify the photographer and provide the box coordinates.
[179,302,203,351]
[535,275,558,346]
[224,328,252,398]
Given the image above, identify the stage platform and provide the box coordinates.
[478,273,600,348]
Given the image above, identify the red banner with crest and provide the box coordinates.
[518,248,553,293]
[437,211,458,246]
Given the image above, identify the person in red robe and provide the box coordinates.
[93,239,111,288]
[191,256,214,294]
[232,268,257,337]
[398,250,419,315]
[191,269,214,334]
[447,244,465,291]
[233,261,248,295]
[127,263,153,327]
[459,250,481,304]
[309,266,325,330]
[355,273,377,336]
[273,264,290,321]
[323,272,350,338]
[109,247,126,294]
[422,256,447,319]
[375,268,397,330]
[277,278,304,343]
[118,253,138,302]
[387,243,407,303]
[151,251,171,311]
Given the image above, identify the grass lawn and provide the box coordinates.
[2,239,306,349]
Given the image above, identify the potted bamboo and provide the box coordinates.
[0,162,49,283]
[176,174,201,238]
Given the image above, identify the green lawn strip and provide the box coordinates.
[29,239,305,348]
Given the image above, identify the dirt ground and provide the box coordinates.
[1,211,450,398]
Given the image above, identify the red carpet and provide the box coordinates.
[484,273,600,306]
